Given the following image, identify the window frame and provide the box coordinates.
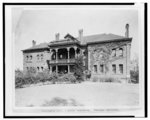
[119,64,123,74]
[112,64,116,74]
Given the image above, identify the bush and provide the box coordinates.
[15,69,78,88]
[104,77,115,82]
[74,55,84,83]
[130,70,139,83]
[92,76,121,83]
[84,70,91,80]
[92,76,99,82]
[60,74,76,83]
[15,69,24,88]
[49,72,59,84]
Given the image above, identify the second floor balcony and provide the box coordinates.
[50,58,76,64]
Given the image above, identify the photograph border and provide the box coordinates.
[3,2,147,118]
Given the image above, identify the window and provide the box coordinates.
[30,55,32,60]
[26,67,28,70]
[112,64,116,74]
[100,64,104,73]
[94,65,97,73]
[119,48,123,56]
[83,61,85,66]
[112,49,116,57]
[37,67,39,71]
[119,64,123,74]
[26,56,29,61]
[41,54,43,60]
[37,55,39,60]
[41,67,43,71]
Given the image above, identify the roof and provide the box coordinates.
[79,33,127,45]
[22,42,49,52]
[49,34,80,46]
[22,33,131,51]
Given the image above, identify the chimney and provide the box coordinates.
[32,40,36,46]
[125,23,129,38]
[78,29,83,41]
[55,33,60,41]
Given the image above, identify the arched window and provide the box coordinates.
[41,54,43,60]
[26,56,29,61]
[119,48,123,56]
[112,64,116,74]
[94,65,97,73]
[37,54,39,60]
[112,49,116,57]
[100,64,104,73]
[37,67,39,71]
[30,55,32,60]
[119,64,123,74]
[41,67,43,71]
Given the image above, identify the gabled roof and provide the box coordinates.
[22,42,49,52]
[22,33,131,52]
[78,33,127,45]
[49,34,80,46]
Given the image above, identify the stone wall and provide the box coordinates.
[87,40,131,80]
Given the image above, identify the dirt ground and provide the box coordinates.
[15,82,139,107]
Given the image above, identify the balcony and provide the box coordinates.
[49,58,76,64]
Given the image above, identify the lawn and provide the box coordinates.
[15,82,139,107]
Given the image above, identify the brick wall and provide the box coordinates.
[23,50,50,72]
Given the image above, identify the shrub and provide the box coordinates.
[74,55,84,83]
[130,70,139,83]
[92,76,99,82]
[60,74,76,83]
[23,68,37,84]
[84,70,91,80]
[49,72,59,84]
[36,69,51,83]
[91,76,121,83]
[15,69,24,88]
[104,77,115,82]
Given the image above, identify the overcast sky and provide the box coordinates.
[12,5,139,70]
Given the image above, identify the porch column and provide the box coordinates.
[74,46,77,58]
[68,65,70,73]
[49,49,52,61]
[56,65,58,73]
[56,48,58,63]
[50,66,52,74]
[67,47,70,62]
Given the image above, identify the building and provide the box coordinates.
[22,24,132,80]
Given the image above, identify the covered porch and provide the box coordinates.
[50,65,75,74]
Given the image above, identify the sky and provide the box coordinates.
[12,5,139,70]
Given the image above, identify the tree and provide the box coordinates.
[73,55,84,82]
[130,54,139,83]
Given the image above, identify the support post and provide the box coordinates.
[67,47,70,63]
[74,46,77,58]
[56,49,58,63]
[68,65,70,73]
[50,66,52,74]
[56,65,58,73]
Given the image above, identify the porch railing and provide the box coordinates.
[50,58,76,64]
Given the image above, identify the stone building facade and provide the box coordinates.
[22,24,132,79]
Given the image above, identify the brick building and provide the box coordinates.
[22,24,132,80]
